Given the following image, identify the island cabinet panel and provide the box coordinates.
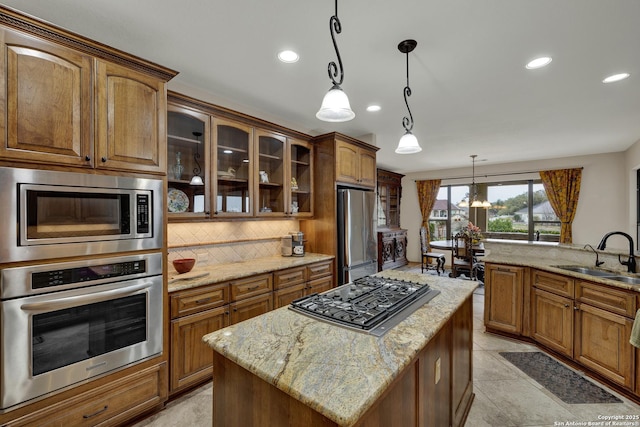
[574,302,634,389]
[0,29,93,167]
[531,288,574,357]
[484,263,526,335]
[418,322,452,427]
[9,363,167,427]
[95,60,167,174]
[451,297,474,427]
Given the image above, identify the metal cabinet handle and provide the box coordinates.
[101,157,107,162]
[85,155,91,161]
[196,297,212,304]
[564,304,570,308]
[247,285,259,291]
[83,405,108,419]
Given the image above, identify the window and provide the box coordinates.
[428,180,560,242]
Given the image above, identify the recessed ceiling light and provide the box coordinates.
[525,57,552,69]
[277,50,299,63]
[602,73,630,84]
[366,105,381,112]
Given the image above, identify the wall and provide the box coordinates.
[168,220,300,271]
[401,151,630,262]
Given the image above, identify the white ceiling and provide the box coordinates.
[3,0,640,174]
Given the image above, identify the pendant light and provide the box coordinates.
[395,39,422,154]
[316,0,355,122]
[459,155,491,208]
[190,131,204,186]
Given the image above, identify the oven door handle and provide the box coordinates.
[20,282,152,313]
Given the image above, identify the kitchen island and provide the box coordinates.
[203,270,477,427]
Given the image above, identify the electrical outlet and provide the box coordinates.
[435,357,441,384]
[197,252,209,264]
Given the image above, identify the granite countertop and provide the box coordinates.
[203,270,477,426]
[168,253,334,293]
[482,252,640,293]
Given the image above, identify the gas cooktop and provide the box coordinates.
[289,275,440,336]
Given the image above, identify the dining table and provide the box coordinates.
[429,239,486,256]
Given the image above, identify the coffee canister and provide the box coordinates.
[290,231,305,257]
[281,235,293,256]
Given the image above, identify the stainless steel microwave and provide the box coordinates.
[0,167,163,263]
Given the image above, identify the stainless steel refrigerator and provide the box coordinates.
[337,188,377,285]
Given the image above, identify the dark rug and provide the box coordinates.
[499,351,622,404]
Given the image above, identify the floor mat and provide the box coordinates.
[499,351,622,404]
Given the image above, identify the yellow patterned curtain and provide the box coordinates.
[539,168,582,244]
[416,179,441,246]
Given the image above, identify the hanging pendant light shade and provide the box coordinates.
[316,0,355,122]
[461,154,491,208]
[395,39,422,154]
[190,131,204,186]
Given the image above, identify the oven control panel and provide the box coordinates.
[32,261,147,289]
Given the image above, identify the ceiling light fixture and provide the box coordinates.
[366,105,381,112]
[277,50,299,63]
[189,132,204,186]
[602,72,630,83]
[526,56,552,69]
[458,155,490,208]
[316,0,355,122]
[395,39,421,154]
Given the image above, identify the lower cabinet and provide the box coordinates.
[230,293,273,324]
[9,363,167,427]
[273,260,334,309]
[486,263,639,398]
[484,264,526,335]
[531,288,574,357]
[377,229,408,271]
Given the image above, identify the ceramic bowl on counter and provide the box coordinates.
[173,258,196,274]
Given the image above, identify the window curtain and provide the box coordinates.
[539,168,582,244]
[416,179,441,247]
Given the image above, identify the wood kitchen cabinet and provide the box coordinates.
[169,283,229,395]
[167,103,211,217]
[484,263,526,335]
[377,168,403,228]
[377,229,408,271]
[0,23,175,174]
[335,138,377,188]
[273,260,334,308]
[531,287,574,357]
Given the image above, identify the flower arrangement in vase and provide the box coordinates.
[461,221,483,243]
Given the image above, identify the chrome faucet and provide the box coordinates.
[583,244,604,268]
[596,231,637,273]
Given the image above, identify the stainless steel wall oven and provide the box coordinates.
[0,166,163,263]
[0,252,163,411]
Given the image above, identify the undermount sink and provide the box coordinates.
[554,265,617,277]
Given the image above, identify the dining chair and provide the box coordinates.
[419,226,445,275]
[450,232,479,280]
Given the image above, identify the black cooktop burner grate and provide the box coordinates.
[289,275,439,333]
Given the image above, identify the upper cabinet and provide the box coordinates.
[95,60,167,174]
[167,103,211,217]
[335,138,377,189]
[167,92,313,221]
[0,29,93,167]
[0,15,177,174]
[377,168,404,229]
[214,118,253,217]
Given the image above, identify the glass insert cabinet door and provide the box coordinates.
[289,139,313,216]
[255,130,285,215]
[214,118,253,216]
[167,105,209,216]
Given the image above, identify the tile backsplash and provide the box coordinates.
[168,220,300,268]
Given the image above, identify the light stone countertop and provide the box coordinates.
[203,270,477,426]
[481,240,640,293]
[168,253,334,293]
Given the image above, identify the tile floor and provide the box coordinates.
[133,279,640,427]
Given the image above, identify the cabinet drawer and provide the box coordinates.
[273,267,307,289]
[230,293,273,324]
[307,276,334,294]
[230,274,272,301]
[307,260,333,281]
[170,283,229,319]
[274,283,307,308]
[576,280,637,318]
[532,270,574,297]
[13,363,166,427]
